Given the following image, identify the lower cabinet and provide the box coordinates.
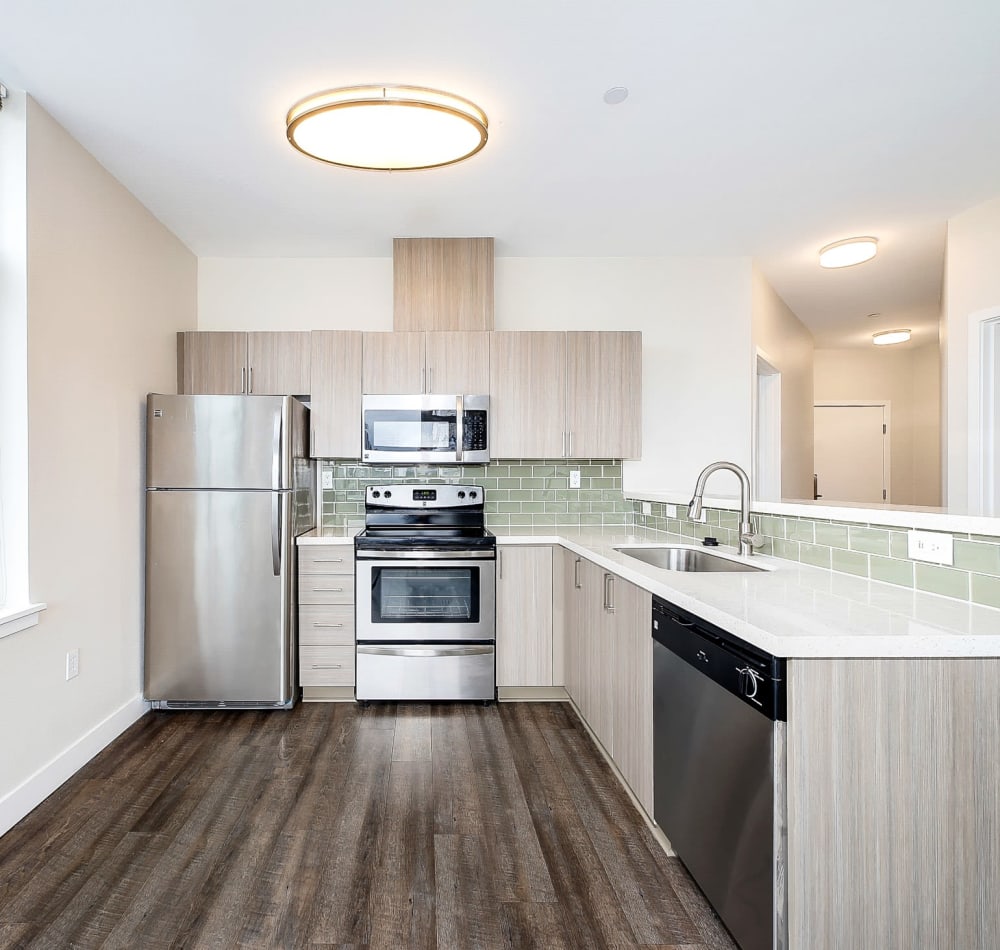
[298,544,355,687]
[496,546,553,687]
[564,549,653,815]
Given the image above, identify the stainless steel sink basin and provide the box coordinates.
[613,545,768,573]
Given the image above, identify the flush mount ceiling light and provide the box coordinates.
[872,329,911,346]
[285,84,488,171]
[818,236,879,268]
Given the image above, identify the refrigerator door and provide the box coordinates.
[147,394,296,490]
[145,489,295,705]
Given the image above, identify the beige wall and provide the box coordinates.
[198,255,755,495]
[814,345,941,507]
[750,266,815,499]
[0,99,196,821]
[943,196,1000,510]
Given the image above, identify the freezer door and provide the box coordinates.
[146,394,292,490]
[145,489,295,705]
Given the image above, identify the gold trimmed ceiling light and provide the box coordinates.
[818,236,879,268]
[285,84,488,171]
[872,329,911,346]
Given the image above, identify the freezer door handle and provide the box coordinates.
[271,409,282,490]
[271,493,281,576]
[357,644,494,658]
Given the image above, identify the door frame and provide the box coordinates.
[754,349,782,502]
[814,401,892,503]
[967,306,1000,516]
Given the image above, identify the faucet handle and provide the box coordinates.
[739,520,766,550]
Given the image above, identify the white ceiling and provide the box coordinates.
[3,0,1000,347]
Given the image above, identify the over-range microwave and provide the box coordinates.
[362,394,489,464]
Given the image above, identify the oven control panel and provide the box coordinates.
[365,484,483,508]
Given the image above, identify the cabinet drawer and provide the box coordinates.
[299,645,355,687]
[299,604,355,645]
[299,576,355,605]
[299,546,355,575]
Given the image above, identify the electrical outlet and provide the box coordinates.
[641,501,652,515]
[907,529,954,565]
[66,649,79,680]
[321,469,334,489]
[569,470,581,489]
[666,504,678,518]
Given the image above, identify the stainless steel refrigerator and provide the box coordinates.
[144,394,315,709]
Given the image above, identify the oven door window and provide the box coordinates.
[370,566,480,624]
[364,409,457,454]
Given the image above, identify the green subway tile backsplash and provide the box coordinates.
[319,458,629,531]
[629,498,1000,609]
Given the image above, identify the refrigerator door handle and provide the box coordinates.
[271,409,282,490]
[271,492,281,576]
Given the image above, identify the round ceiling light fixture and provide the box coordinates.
[872,329,911,346]
[286,84,488,171]
[818,236,879,268]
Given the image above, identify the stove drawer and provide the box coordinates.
[300,645,354,687]
[356,643,495,701]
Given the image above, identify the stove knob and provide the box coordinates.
[457,490,466,499]
[372,490,381,498]
[469,490,478,499]
[384,490,392,499]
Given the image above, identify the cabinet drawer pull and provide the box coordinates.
[312,587,344,592]
[604,573,615,612]
[574,557,581,589]
[311,664,344,670]
[312,623,345,628]
[312,558,345,563]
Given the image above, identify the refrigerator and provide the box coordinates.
[144,394,315,709]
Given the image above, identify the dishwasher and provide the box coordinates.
[652,596,786,950]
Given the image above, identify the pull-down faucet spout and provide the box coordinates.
[687,461,761,556]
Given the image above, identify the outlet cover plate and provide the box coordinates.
[321,469,334,490]
[66,649,79,680]
[569,470,581,489]
[907,529,954,565]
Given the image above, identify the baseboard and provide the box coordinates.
[0,693,149,837]
[498,686,570,701]
[302,686,355,702]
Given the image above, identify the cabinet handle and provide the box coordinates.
[567,431,573,457]
[561,431,567,458]
[312,623,345,628]
[248,365,253,393]
[427,366,433,393]
[312,558,345,563]
[421,366,426,393]
[604,573,615,612]
[312,587,344,592]
[574,557,581,589]
[498,550,503,580]
[311,664,344,670]
[241,366,246,394]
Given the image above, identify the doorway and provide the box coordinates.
[814,403,890,504]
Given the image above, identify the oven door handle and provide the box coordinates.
[355,549,495,560]
[357,644,494,658]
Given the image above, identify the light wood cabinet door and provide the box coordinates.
[310,331,363,458]
[489,331,566,458]
[610,577,653,814]
[247,331,311,395]
[177,331,246,394]
[362,332,425,393]
[424,331,490,394]
[496,546,553,687]
[566,331,642,459]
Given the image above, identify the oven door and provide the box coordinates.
[355,555,496,643]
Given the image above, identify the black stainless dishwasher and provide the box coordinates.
[652,596,786,950]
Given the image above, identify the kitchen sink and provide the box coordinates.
[613,545,768,573]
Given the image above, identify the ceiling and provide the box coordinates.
[3,1,999,348]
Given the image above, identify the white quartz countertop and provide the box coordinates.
[297,525,1000,658]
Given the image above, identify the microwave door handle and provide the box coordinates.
[456,395,464,463]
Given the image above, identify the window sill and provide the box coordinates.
[0,603,47,640]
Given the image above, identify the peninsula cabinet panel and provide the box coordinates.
[489,331,566,458]
[424,331,490,394]
[177,331,246,394]
[787,658,1000,950]
[566,331,642,459]
[362,331,425,394]
[609,577,652,814]
[496,546,553,687]
[310,331,363,458]
[247,331,311,395]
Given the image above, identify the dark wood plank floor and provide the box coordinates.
[0,702,737,950]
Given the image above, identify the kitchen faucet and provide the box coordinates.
[688,461,762,556]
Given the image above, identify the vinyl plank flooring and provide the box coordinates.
[0,702,737,950]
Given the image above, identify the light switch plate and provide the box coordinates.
[907,529,954,565]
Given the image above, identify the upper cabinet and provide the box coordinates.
[310,331,363,458]
[490,330,641,459]
[177,331,311,396]
[363,331,490,395]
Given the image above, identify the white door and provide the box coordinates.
[814,404,888,504]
